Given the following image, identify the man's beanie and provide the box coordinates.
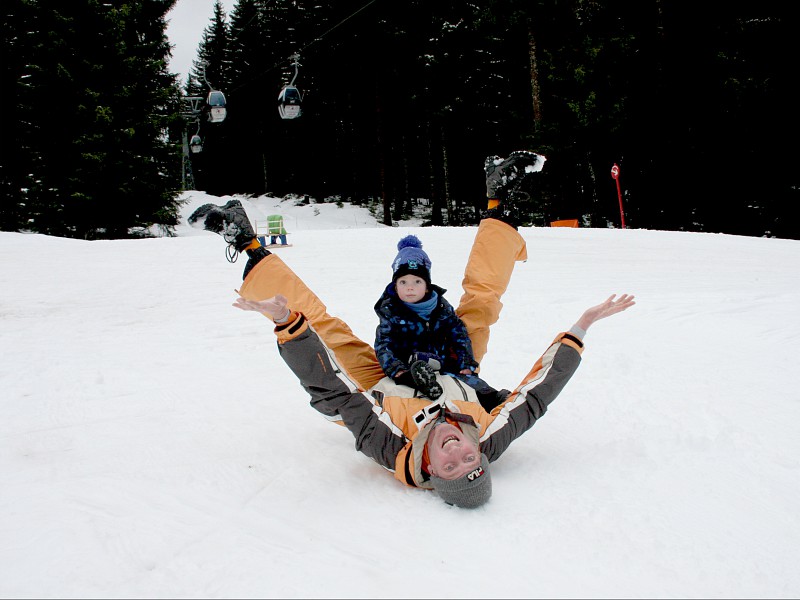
[430,453,492,509]
[392,235,432,285]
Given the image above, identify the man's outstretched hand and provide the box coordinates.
[233,294,291,322]
[575,294,635,332]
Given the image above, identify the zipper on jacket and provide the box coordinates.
[452,378,469,402]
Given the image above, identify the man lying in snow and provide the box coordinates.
[189,152,635,509]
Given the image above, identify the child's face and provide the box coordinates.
[396,276,427,303]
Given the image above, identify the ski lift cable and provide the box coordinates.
[235,0,271,34]
[227,0,383,95]
[300,0,381,54]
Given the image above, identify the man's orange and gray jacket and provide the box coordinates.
[273,309,586,490]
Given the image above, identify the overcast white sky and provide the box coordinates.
[165,0,237,84]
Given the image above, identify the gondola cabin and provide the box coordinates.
[207,90,227,123]
[190,135,203,153]
[278,85,302,119]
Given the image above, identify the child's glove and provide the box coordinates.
[409,360,443,400]
[393,370,417,389]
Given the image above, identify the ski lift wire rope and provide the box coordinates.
[225,0,383,95]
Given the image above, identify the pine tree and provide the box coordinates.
[184,0,231,195]
[225,0,275,194]
[2,0,182,239]
[0,0,32,231]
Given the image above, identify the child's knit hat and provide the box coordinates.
[392,235,432,285]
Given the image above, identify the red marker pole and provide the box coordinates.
[611,163,625,229]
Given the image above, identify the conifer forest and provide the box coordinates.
[2,0,797,239]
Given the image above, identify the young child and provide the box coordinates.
[374,235,506,410]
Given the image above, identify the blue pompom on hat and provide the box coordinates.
[392,235,432,285]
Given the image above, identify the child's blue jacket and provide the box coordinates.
[373,282,479,379]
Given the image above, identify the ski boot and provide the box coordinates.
[189,199,269,276]
[483,151,546,228]
[189,199,256,250]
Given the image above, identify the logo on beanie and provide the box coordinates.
[467,466,485,482]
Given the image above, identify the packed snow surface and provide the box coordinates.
[1,192,798,598]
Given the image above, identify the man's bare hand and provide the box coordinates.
[575,294,635,331]
[233,294,290,321]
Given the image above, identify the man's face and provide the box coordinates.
[395,276,427,303]
[426,422,481,480]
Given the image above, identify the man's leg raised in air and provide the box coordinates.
[189,200,385,390]
[457,151,546,363]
